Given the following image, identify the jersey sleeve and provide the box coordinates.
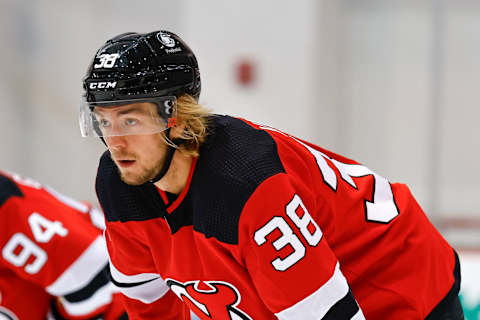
[239,173,365,320]
[105,220,190,319]
[0,173,125,319]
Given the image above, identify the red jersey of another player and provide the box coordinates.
[96,115,459,319]
[0,171,126,320]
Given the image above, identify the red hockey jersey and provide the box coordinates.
[96,115,459,319]
[0,171,125,320]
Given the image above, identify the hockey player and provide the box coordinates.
[80,30,464,319]
[0,170,127,319]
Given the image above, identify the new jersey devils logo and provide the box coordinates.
[166,279,253,320]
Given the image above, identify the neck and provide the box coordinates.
[154,150,194,194]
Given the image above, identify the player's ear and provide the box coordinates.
[169,119,186,139]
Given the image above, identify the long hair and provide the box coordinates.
[164,94,211,157]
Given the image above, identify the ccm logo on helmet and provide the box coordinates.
[89,81,117,89]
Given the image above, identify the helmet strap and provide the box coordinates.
[148,128,186,184]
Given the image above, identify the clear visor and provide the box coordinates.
[79,96,177,137]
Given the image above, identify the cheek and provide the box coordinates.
[136,136,167,158]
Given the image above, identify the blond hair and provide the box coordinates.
[164,94,211,157]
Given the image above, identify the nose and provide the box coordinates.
[105,135,127,151]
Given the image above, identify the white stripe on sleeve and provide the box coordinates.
[59,282,116,316]
[46,236,108,295]
[109,260,170,304]
[109,258,160,284]
[275,262,350,320]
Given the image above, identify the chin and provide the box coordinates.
[119,168,159,186]
[120,175,147,186]
[117,169,144,186]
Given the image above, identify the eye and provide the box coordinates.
[125,118,138,126]
[99,119,111,128]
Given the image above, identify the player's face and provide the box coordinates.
[97,103,170,185]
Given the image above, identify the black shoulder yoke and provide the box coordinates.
[0,173,23,207]
[95,151,167,222]
[187,115,286,244]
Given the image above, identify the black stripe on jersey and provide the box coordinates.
[49,300,108,320]
[110,276,158,288]
[322,289,359,320]
[425,250,462,320]
[0,310,16,320]
[0,174,23,207]
[49,300,69,320]
[63,264,110,303]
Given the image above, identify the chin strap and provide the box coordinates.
[148,128,186,183]
[149,145,176,183]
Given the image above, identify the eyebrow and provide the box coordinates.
[117,107,144,116]
[94,106,148,116]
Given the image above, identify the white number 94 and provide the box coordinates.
[2,213,68,274]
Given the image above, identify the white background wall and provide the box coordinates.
[0,0,479,227]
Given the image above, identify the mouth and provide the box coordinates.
[116,159,136,168]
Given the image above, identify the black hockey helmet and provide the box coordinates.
[80,31,200,183]
[83,30,201,104]
[80,30,201,138]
